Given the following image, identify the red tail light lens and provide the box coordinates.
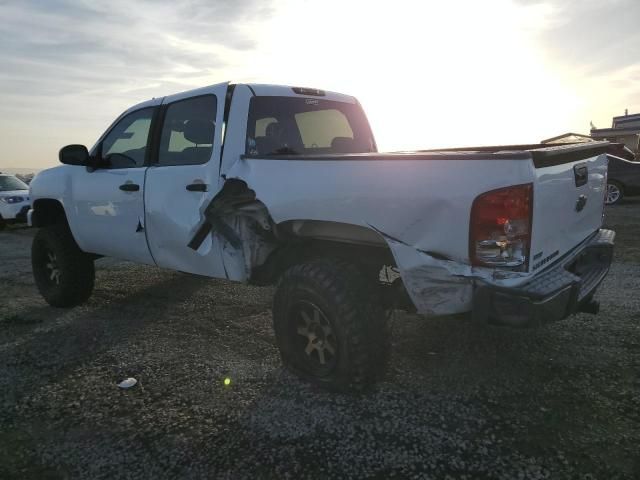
[469,183,533,270]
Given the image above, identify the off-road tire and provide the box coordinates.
[32,224,95,307]
[273,258,390,392]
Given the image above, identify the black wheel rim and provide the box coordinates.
[288,300,339,376]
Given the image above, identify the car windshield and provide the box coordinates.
[0,175,29,192]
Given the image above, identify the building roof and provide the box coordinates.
[591,127,640,137]
[612,112,640,122]
[541,132,593,144]
[608,112,640,130]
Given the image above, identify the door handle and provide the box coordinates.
[186,183,208,192]
[119,183,140,192]
[573,164,588,187]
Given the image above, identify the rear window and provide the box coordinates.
[246,96,376,156]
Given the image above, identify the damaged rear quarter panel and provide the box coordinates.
[225,156,536,315]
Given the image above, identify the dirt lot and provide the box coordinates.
[1,202,639,480]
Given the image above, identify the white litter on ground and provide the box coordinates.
[117,377,137,389]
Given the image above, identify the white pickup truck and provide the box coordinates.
[28,82,615,390]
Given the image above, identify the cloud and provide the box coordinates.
[0,0,273,167]
[514,0,640,72]
[511,0,640,129]
[1,0,639,168]
[0,0,269,96]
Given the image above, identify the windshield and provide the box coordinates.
[246,96,376,156]
[0,175,29,192]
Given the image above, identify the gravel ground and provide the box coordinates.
[1,201,639,479]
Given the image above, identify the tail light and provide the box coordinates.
[469,183,533,270]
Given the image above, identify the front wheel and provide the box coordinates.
[605,181,624,205]
[272,259,390,391]
[32,224,95,307]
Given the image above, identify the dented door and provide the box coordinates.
[144,83,229,277]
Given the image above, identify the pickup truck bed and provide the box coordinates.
[222,141,611,319]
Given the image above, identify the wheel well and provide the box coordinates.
[251,237,414,311]
[251,236,396,286]
[31,199,68,227]
[246,216,397,281]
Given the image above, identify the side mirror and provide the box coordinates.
[59,144,89,166]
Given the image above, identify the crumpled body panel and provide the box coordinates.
[224,156,537,316]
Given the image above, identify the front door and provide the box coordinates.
[69,106,157,264]
[144,83,229,277]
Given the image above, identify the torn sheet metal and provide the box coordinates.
[382,236,475,315]
[218,211,276,281]
[375,227,532,316]
[188,183,276,282]
[188,186,256,251]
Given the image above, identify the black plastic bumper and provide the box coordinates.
[15,205,30,223]
[473,229,615,327]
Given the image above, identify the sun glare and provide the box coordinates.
[240,0,579,151]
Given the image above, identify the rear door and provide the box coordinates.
[144,83,229,277]
[529,146,608,272]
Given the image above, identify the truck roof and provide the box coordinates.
[245,83,356,103]
[124,82,356,114]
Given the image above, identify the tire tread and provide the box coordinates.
[273,258,390,391]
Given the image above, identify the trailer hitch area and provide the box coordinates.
[579,298,600,315]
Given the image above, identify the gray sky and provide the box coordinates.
[1,0,639,169]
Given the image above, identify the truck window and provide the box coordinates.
[101,108,154,168]
[255,117,278,136]
[158,95,217,166]
[295,109,353,148]
[246,97,375,156]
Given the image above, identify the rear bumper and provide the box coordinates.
[473,229,615,327]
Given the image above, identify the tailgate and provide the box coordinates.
[529,145,608,273]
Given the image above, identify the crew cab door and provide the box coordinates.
[69,105,158,264]
[144,83,229,277]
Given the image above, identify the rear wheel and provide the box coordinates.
[605,181,624,205]
[272,259,390,391]
[32,224,95,307]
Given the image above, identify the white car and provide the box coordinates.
[0,174,30,229]
[28,83,615,390]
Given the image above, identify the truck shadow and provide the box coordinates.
[0,270,209,410]
[388,311,559,389]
